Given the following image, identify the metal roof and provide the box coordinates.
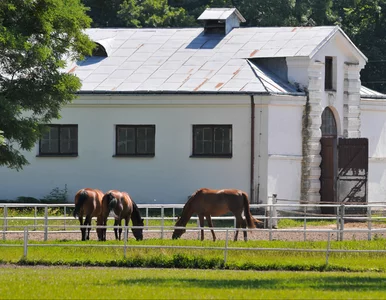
[64,26,342,94]
[360,86,386,99]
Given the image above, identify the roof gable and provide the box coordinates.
[309,26,367,65]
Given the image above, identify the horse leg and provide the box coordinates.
[118,219,123,240]
[206,215,216,242]
[242,219,248,242]
[114,219,119,240]
[79,216,85,241]
[234,215,244,241]
[96,216,103,241]
[198,214,205,241]
[85,215,92,240]
[102,220,107,241]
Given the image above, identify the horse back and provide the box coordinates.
[74,188,104,217]
[192,188,246,216]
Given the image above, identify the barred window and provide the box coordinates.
[39,125,78,156]
[116,125,155,156]
[192,125,232,157]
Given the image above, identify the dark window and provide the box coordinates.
[192,125,232,157]
[39,125,78,156]
[116,125,155,156]
[92,43,108,57]
[325,56,333,90]
[321,107,337,137]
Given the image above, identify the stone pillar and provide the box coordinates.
[343,63,361,138]
[301,61,323,206]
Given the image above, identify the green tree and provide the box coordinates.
[118,0,196,28]
[234,0,297,26]
[0,0,95,170]
[337,0,386,93]
[83,0,125,27]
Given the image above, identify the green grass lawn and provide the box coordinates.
[0,266,385,299]
[1,239,386,272]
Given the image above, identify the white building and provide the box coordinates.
[1,8,385,208]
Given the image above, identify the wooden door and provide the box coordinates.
[320,137,337,214]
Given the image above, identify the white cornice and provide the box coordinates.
[361,99,386,111]
[67,94,306,107]
[268,154,302,161]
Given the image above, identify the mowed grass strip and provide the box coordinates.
[1,239,386,271]
[1,266,386,299]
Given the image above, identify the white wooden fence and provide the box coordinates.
[1,201,386,242]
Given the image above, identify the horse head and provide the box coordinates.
[172,216,186,239]
[131,218,144,241]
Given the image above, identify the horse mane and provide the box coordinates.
[176,188,206,225]
[131,200,143,225]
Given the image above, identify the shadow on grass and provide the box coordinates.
[115,276,386,291]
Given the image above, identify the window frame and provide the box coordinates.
[115,125,156,157]
[325,56,334,91]
[191,124,232,158]
[38,124,78,157]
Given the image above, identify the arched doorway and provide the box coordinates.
[319,107,338,214]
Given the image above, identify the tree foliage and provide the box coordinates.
[0,0,95,170]
[118,0,196,28]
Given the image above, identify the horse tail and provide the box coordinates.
[107,192,118,212]
[73,190,88,218]
[242,192,256,229]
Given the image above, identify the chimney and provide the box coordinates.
[197,8,246,35]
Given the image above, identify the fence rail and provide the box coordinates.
[1,225,385,266]
[1,201,386,243]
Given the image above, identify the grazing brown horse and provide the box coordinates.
[73,188,104,241]
[172,188,260,241]
[100,190,144,241]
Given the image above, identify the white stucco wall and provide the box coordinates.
[0,95,255,204]
[266,96,305,202]
[361,100,386,203]
[312,33,364,132]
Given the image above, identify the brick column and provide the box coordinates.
[343,63,361,138]
[301,61,323,206]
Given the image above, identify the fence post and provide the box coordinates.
[123,226,128,258]
[44,206,48,241]
[197,219,200,240]
[34,206,37,231]
[269,199,273,241]
[339,204,345,241]
[23,227,29,258]
[325,231,331,266]
[224,229,229,265]
[303,204,307,242]
[272,194,278,229]
[3,206,7,241]
[367,205,372,241]
[335,205,340,241]
[64,206,67,231]
[146,208,149,228]
[160,206,164,239]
